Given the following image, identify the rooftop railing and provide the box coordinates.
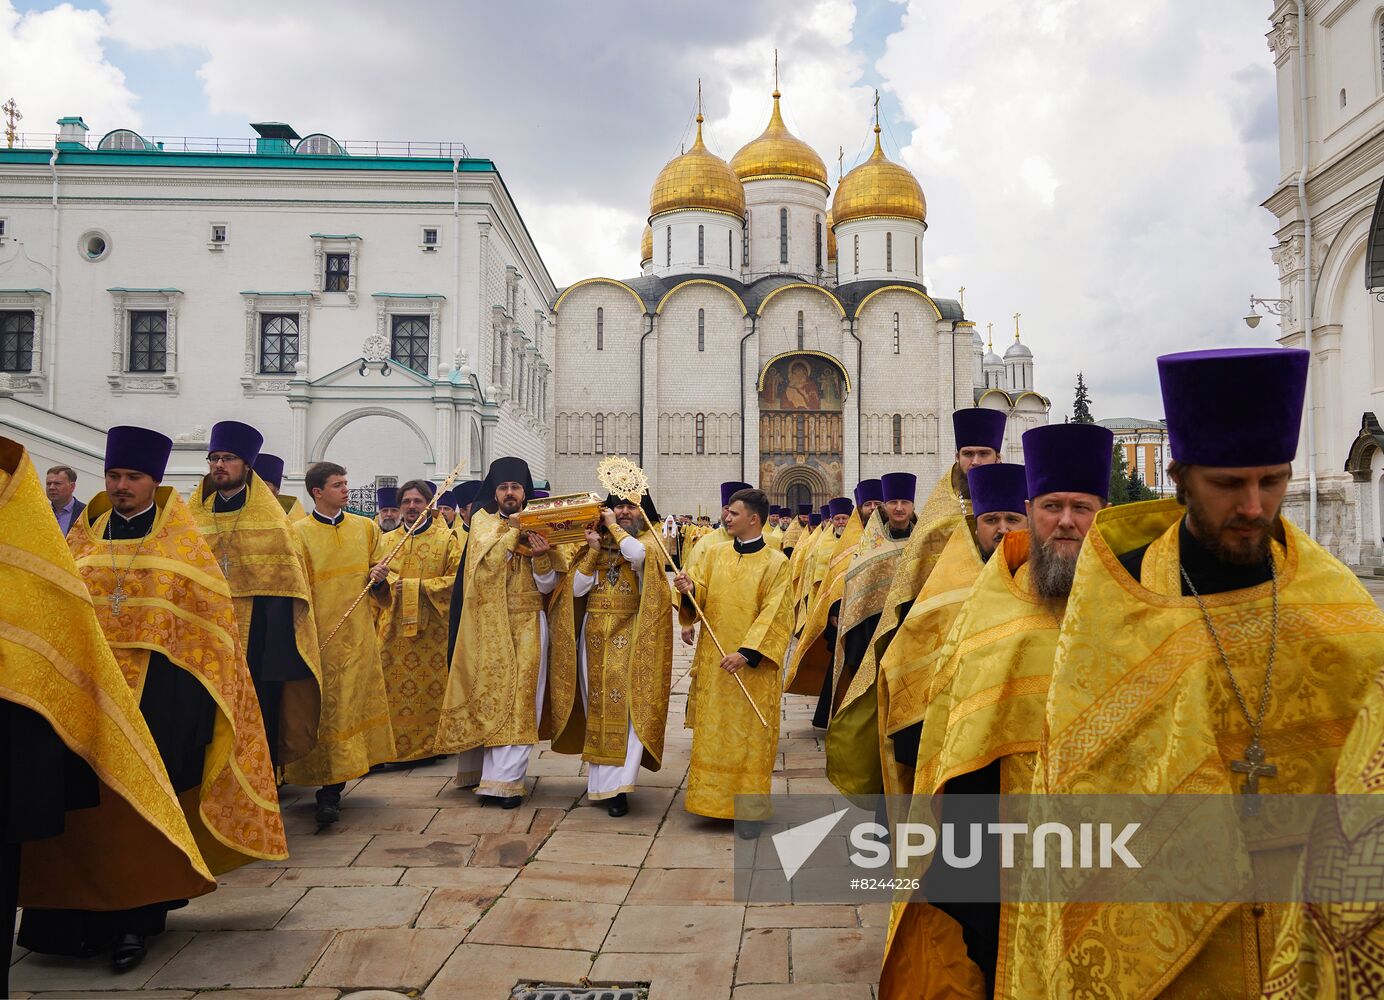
[5,133,470,158]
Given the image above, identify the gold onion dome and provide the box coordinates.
[730,91,829,189]
[831,125,926,225]
[640,223,653,263]
[649,114,746,219]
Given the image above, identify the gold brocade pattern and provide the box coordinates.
[284,513,396,785]
[681,542,794,820]
[1033,499,1384,1000]
[782,519,804,552]
[70,488,287,871]
[823,513,908,796]
[374,519,460,761]
[785,514,865,696]
[0,440,214,909]
[187,474,322,764]
[279,494,308,522]
[550,532,674,768]
[438,511,561,752]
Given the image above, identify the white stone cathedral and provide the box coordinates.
[550,89,1050,513]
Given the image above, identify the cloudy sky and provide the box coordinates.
[1,0,1283,419]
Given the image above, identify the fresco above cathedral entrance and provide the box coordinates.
[758,352,848,506]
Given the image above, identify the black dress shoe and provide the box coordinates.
[314,801,340,825]
[736,820,763,840]
[606,793,629,818]
[111,932,147,972]
[499,795,523,810]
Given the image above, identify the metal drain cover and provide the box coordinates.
[510,985,648,1000]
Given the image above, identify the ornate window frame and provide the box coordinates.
[107,288,181,395]
[240,292,313,396]
[0,289,48,393]
[310,234,361,306]
[371,293,444,378]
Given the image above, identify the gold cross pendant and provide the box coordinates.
[1229,738,1277,816]
[109,585,127,616]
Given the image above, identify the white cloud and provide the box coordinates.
[879,0,1280,419]
[0,0,139,139]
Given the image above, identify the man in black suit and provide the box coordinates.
[45,465,84,535]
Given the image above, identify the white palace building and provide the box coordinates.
[0,117,555,501]
[549,90,1050,514]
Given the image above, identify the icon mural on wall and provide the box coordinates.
[760,354,846,412]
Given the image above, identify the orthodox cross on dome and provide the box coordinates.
[2,98,20,149]
[1013,312,1022,341]
[873,89,880,129]
[837,146,844,183]
[958,286,966,311]
[987,322,994,349]
[774,48,779,92]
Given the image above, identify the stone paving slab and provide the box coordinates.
[11,626,889,997]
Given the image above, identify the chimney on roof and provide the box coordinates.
[56,116,89,148]
[250,121,301,155]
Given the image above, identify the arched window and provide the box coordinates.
[698,225,705,265]
[594,413,605,454]
[596,306,604,350]
[666,226,672,266]
[854,234,860,275]
[779,207,789,264]
[892,312,900,354]
[796,311,805,350]
[698,308,705,352]
[815,216,823,270]
[886,232,893,272]
[892,414,903,454]
[695,413,706,455]
[744,212,751,266]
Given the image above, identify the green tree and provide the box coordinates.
[1126,468,1158,503]
[1108,444,1131,505]
[1072,372,1094,424]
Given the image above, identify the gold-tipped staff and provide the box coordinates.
[319,459,469,652]
[597,456,768,728]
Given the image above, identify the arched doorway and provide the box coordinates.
[757,351,849,506]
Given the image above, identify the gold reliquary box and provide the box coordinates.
[516,492,603,545]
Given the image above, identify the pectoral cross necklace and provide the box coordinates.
[1181,559,1279,816]
[211,497,248,576]
[107,527,152,617]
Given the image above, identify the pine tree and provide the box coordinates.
[1073,372,1094,424]
[1126,468,1158,503]
[1108,444,1131,505]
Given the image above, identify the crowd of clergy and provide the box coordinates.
[2,345,1381,998]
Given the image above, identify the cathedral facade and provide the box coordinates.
[550,90,1049,513]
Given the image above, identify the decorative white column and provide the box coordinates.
[741,315,760,484]
[842,315,860,487]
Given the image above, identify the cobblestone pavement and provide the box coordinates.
[10,627,886,999]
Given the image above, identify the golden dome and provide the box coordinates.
[730,91,829,189]
[826,209,836,261]
[831,126,926,225]
[640,223,653,264]
[649,114,746,219]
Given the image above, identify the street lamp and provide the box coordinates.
[1243,295,1291,329]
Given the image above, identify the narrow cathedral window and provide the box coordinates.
[594,413,605,454]
[796,311,805,350]
[779,208,789,265]
[815,217,822,270]
[698,225,705,265]
[914,237,919,274]
[596,307,604,350]
[728,229,734,266]
[886,232,893,272]
[695,413,706,454]
[666,227,672,266]
[893,313,900,354]
[744,213,751,266]
[854,234,860,275]
[0,310,35,373]
[698,309,705,352]
[128,310,167,372]
[892,413,903,454]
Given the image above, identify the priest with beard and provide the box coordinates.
[550,492,673,818]
[189,422,322,773]
[22,426,283,972]
[439,457,570,808]
[897,424,1112,999]
[375,487,401,532]
[1030,348,1384,999]
[372,478,461,765]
